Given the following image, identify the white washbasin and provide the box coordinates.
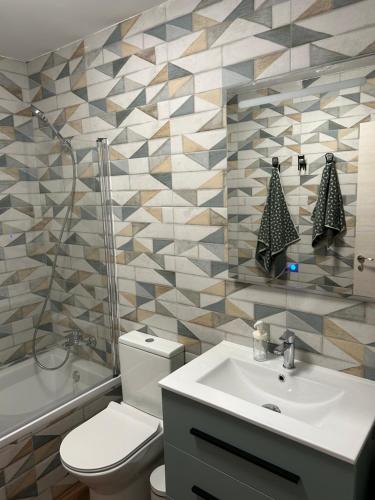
[198,357,344,426]
[160,341,375,463]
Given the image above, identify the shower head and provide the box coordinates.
[32,106,48,123]
[32,106,73,152]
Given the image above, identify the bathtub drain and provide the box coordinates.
[72,370,80,383]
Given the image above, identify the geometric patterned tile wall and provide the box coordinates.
[0,55,112,369]
[24,0,375,386]
[0,56,54,368]
[227,65,375,295]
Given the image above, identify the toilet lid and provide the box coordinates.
[60,402,161,473]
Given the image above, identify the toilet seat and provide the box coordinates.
[60,402,161,474]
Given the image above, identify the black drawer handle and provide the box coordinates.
[190,427,300,484]
[192,485,219,500]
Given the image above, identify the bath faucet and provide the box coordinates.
[64,330,97,349]
[273,330,295,369]
[68,329,81,346]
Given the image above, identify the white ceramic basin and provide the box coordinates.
[160,341,375,463]
[198,357,344,426]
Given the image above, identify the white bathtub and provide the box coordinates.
[0,348,120,447]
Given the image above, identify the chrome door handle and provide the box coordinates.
[357,255,375,271]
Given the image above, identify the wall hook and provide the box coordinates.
[325,152,334,163]
[298,154,307,172]
[272,156,280,172]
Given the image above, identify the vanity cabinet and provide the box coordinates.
[162,389,374,500]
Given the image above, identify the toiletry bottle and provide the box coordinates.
[253,320,268,361]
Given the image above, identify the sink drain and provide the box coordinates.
[262,403,281,413]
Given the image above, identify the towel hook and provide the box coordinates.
[298,154,307,172]
[325,152,334,163]
[272,157,280,172]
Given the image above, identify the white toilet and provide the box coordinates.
[60,331,184,500]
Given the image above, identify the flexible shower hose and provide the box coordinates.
[32,143,78,370]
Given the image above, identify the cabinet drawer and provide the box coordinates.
[165,443,273,500]
[162,390,356,500]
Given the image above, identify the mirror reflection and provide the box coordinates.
[227,63,375,297]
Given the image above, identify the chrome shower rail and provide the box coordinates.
[97,138,120,376]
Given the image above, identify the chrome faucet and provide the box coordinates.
[64,329,97,349]
[65,329,81,347]
[273,330,295,369]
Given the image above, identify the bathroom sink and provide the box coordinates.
[159,341,375,463]
[198,357,344,426]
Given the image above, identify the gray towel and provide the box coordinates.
[312,159,346,248]
[256,169,300,278]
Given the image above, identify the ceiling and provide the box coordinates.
[0,0,164,62]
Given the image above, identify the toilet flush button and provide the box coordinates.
[145,338,155,343]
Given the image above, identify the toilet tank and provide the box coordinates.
[119,331,184,419]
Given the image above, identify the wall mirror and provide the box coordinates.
[227,56,375,299]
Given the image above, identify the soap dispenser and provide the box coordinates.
[253,320,268,361]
